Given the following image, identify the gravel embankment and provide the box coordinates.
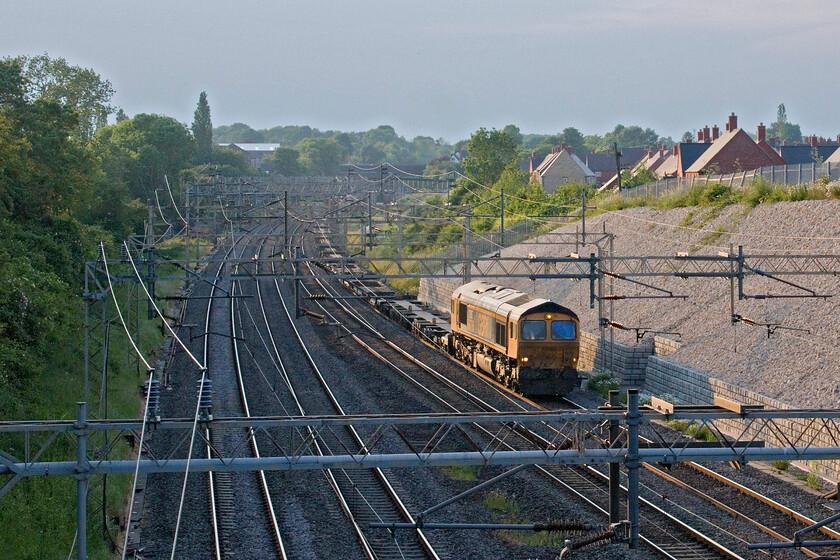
[500,199,840,409]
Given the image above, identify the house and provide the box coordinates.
[580,148,647,186]
[531,145,596,194]
[777,135,840,165]
[826,146,840,164]
[684,113,785,176]
[223,143,282,170]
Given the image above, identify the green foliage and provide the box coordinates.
[296,137,346,175]
[621,167,659,189]
[191,91,213,163]
[213,121,265,143]
[463,127,518,186]
[14,53,115,139]
[482,490,565,546]
[440,465,479,481]
[767,103,803,144]
[656,182,737,209]
[772,460,790,471]
[264,146,303,176]
[96,113,195,201]
[423,155,460,177]
[587,374,619,400]
[806,472,823,489]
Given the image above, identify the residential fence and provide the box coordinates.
[623,161,840,199]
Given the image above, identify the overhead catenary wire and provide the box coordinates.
[165,175,188,226]
[100,242,152,371]
[154,190,173,227]
[123,241,204,369]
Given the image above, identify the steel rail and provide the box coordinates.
[300,231,743,559]
[276,229,441,560]
[229,228,287,559]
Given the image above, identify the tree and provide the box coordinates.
[115,108,128,122]
[767,103,803,143]
[603,124,659,149]
[191,91,213,163]
[15,54,115,139]
[296,137,345,175]
[559,127,586,154]
[462,127,518,186]
[213,122,264,143]
[264,147,303,175]
[360,144,386,164]
[502,124,523,146]
[96,113,195,201]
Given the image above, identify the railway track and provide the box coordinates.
[234,228,445,560]
[289,230,743,560]
[302,220,840,558]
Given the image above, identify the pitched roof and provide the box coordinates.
[778,145,840,165]
[656,153,678,177]
[678,142,711,172]
[686,128,786,174]
[757,141,786,165]
[228,143,282,152]
[533,149,595,178]
[826,146,840,163]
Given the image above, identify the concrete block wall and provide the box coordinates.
[580,332,652,387]
[654,336,681,356]
[645,355,840,480]
[418,278,458,314]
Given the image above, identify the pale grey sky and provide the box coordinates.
[3,1,839,143]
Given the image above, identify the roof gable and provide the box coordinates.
[686,129,788,175]
[534,149,595,177]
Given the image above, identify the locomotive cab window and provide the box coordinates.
[521,320,546,340]
[458,302,467,325]
[551,320,576,340]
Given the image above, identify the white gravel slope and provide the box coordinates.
[499,199,840,408]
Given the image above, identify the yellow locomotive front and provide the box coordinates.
[513,308,579,395]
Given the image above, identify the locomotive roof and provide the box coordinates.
[452,280,578,321]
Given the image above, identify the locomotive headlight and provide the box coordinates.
[521,357,528,363]
[546,314,552,319]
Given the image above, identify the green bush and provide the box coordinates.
[806,472,823,490]
[772,460,790,471]
[588,374,619,400]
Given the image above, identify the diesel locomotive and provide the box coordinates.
[447,280,580,396]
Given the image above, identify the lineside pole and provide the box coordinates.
[608,390,621,525]
[627,389,640,549]
[75,402,89,560]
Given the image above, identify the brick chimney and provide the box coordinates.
[565,144,573,154]
[808,136,818,147]
[530,151,536,173]
[697,129,705,143]
[703,125,711,143]
[726,112,737,132]
[837,134,840,144]
[711,125,720,141]
[757,122,766,143]
[552,145,561,154]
